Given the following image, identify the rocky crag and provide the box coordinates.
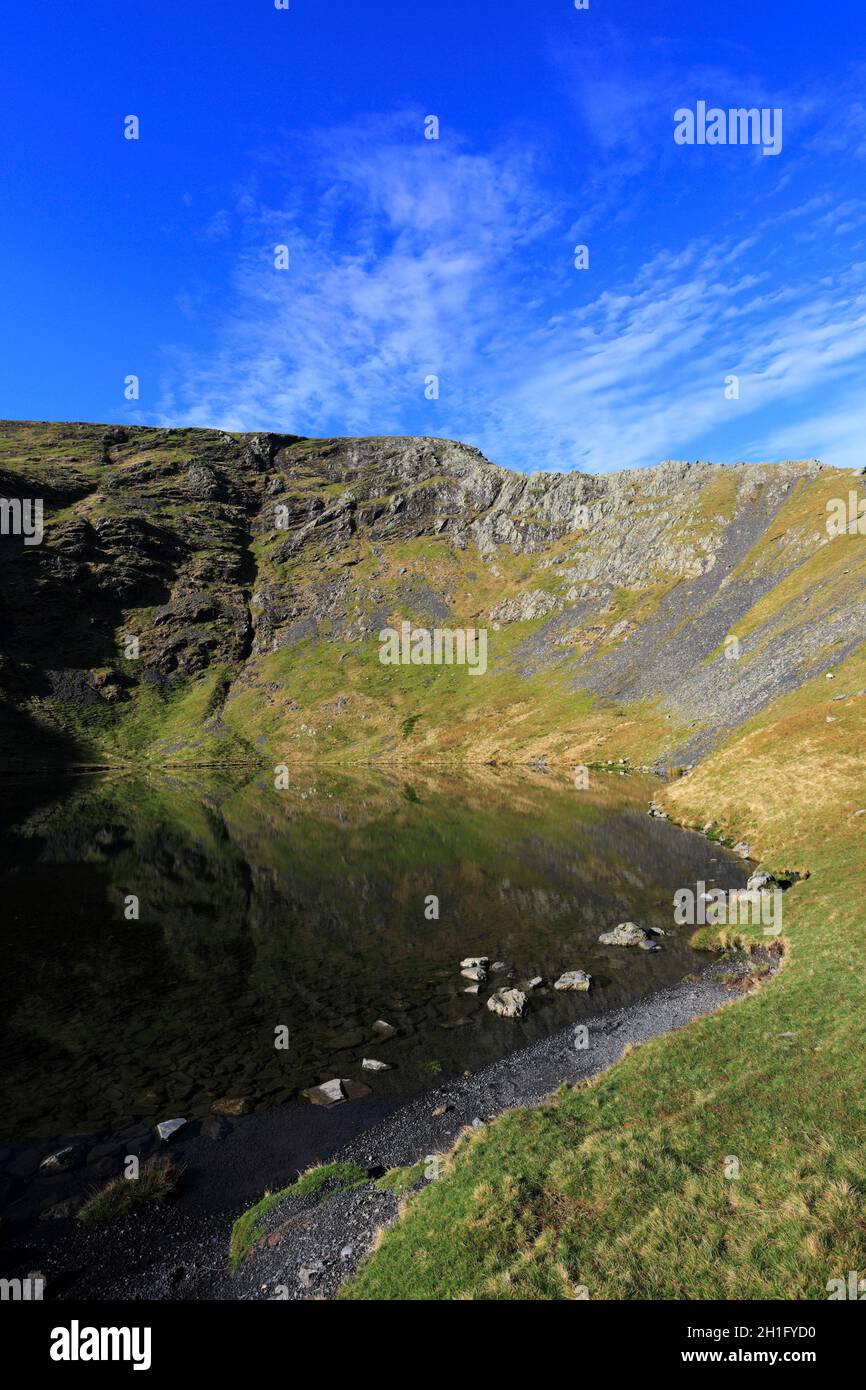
[1,420,863,769]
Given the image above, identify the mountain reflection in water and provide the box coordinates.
[0,766,746,1140]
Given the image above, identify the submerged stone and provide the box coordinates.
[371,1020,397,1040]
[210,1097,250,1116]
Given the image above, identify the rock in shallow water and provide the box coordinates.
[39,1145,79,1171]
[599,921,649,947]
[211,1097,250,1116]
[486,987,527,1018]
[554,971,591,991]
[302,1078,372,1106]
[155,1119,186,1142]
[371,1020,397,1040]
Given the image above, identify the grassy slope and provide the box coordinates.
[221,520,692,769]
[222,465,866,770]
[342,652,866,1299]
[50,666,259,765]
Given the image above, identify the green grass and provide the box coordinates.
[291,1160,368,1199]
[229,1162,368,1274]
[374,1162,427,1196]
[341,660,866,1300]
[37,665,257,766]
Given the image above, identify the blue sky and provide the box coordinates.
[1,0,865,473]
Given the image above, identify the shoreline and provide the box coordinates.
[237,954,770,1302]
[18,952,770,1301]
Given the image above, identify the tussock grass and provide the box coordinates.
[78,1157,180,1226]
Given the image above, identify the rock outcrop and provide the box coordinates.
[1,420,862,769]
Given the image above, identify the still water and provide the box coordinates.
[0,766,745,1140]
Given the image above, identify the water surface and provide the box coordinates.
[0,766,746,1140]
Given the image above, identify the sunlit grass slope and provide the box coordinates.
[342,657,866,1299]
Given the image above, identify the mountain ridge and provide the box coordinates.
[1,420,863,770]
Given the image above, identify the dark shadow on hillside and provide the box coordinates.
[1,464,186,761]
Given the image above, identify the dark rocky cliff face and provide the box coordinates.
[0,419,863,768]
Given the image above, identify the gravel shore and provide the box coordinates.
[16,960,753,1302]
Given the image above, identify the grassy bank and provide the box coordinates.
[341,658,866,1299]
[229,1162,368,1275]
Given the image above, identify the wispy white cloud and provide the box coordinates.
[480,254,866,471]
[158,103,866,474]
[158,120,556,439]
